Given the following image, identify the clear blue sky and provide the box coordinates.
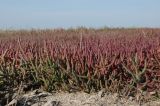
[0,0,160,29]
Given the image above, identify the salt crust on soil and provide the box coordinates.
[6,90,160,106]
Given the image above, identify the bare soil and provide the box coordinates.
[5,90,160,106]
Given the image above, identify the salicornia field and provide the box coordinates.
[0,28,160,99]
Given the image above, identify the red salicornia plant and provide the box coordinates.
[0,28,159,100]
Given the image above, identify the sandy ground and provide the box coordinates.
[6,90,160,106]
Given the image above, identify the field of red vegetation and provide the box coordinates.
[0,28,160,104]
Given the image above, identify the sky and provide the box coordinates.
[0,0,160,29]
